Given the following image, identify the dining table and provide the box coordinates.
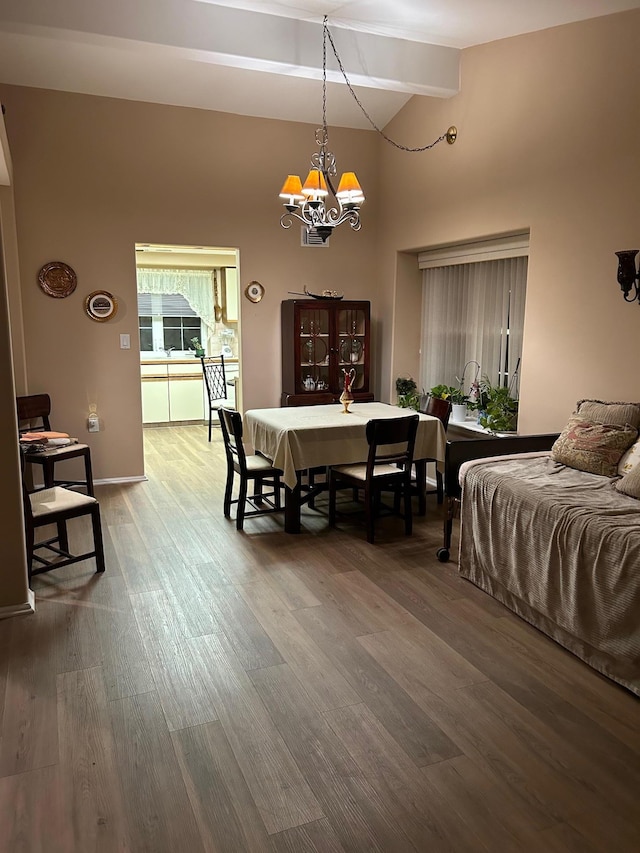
[244,401,447,533]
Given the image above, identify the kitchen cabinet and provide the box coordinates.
[281,299,373,406]
[141,360,204,423]
[222,267,238,323]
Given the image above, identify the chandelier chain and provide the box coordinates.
[323,16,449,153]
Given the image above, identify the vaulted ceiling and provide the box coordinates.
[0,1,638,129]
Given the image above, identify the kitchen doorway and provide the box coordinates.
[134,243,240,435]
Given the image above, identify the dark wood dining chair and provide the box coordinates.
[218,407,283,530]
[21,450,105,580]
[328,414,419,544]
[17,393,94,495]
[201,355,228,441]
[416,395,452,505]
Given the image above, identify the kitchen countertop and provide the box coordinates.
[140,357,238,364]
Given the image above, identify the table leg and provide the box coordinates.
[284,481,302,533]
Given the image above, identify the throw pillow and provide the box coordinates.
[617,438,640,476]
[551,416,638,477]
[576,399,640,427]
[615,463,640,499]
[576,400,640,429]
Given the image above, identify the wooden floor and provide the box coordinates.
[1,424,638,852]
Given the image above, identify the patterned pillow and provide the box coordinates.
[551,416,638,477]
[576,400,640,429]
[617,438,640,476]
[615,463,640,499]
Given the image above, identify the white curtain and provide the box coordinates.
[420,256,527,395]
[136,268,217,351]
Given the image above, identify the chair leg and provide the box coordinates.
[223,466,234,518]
[328,475,337,527]
[208,409,213,442]
[57,520,69,554]
[415,460,427,515]
[236,478,248,530]
[91,505,106,573]
[436,470,444,505]
[365,484,375,544]
[274,474,282,510]
[404,480,413,536]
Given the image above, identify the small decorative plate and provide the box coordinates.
[85,290,118,322]
[37,261,77,298]
[245,281,265,303]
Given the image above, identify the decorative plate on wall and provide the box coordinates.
[37,261,77,298]
[245,281,265,303]
[85,290,118,322]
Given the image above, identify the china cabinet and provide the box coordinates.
[281,299,374,405]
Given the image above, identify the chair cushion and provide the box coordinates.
[332,463,405,481]
[29,486,97,518]
[245,454,280,474]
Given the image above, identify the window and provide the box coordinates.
[138,315,153,352]
[137,293,202,355]
[418,234,528,395]
[163,316,202,351]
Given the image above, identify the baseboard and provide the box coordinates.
[94,475,148,486]
[0,588,36,620]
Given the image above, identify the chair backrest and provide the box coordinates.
[422,395,452,429]
[201,356,227,406]
[218,406,248,472]
[365,415,419,477]
[16,394,52,432]
[284,393,335,407]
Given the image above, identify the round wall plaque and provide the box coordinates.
[85,290,118,322]
[245,281,265,303]
[37,261,77,298]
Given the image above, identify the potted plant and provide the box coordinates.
[190,337,206,358]
[429,384,469,422]
[395,376,420,411]
[473,376,518,432]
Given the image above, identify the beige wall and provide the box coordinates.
[0,87,381,485]
[381,9,640,433]
[0,185,30,611]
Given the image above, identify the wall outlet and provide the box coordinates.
[87,414,100,432]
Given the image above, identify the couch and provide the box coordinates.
[457,399,640,696]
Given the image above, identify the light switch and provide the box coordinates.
[120,334,131,349]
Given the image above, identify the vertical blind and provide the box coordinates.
[420,255,527,395]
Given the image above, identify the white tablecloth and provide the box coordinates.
[244,402,446,489]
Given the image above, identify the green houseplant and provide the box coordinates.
[429,384,468,405]
[190,337,206,358]
[474,377,518,432]
[395,376,420,410]
[429,383,469,422]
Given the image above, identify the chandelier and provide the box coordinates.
[279,16,457,242]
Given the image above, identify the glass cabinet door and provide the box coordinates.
[337,307,367,391]
[297,305,330,393]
